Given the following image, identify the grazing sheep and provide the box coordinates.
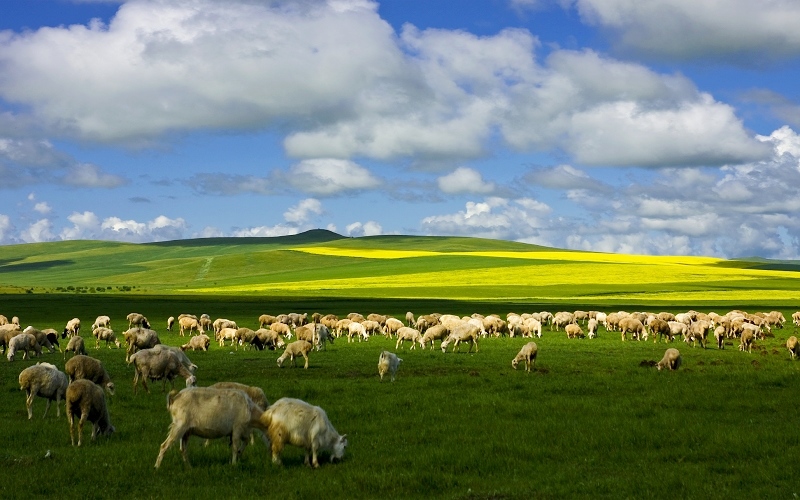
[382,318,403,338]
[739,328,756,353]
[656,348,682,371]
[213,318,238,335]
[395,327,422,350]
[234,328,257,350]
[787,336,800,359]
[155,387,268,468]
[251,328,285,351]
[129,347,197,394]
[208,381,270,445]
[181,334,211,352]
[793,312,800,327]
[378,351,402,382]
[619,317,645,342]
[347,322,368,343]
[63,317,81,338]
[258,314,277,329]
[7,332,41,361]
[126,312,150,329]
[441,324,480,353]
[63,335,87,359]
[565,323,584,339]
[269,321,292,340]
[90,315,111,331]
[66,379,115,446]
[668,321,689,343]
[511,342,538,372]
[259,397,347,468]
[277,340,313,369]
[649,318,672,343]
[361,320,383,337]
[167,316,175,332]
[92,327,121,349]
[217,327,238,347]
[405,311,415,327]
[178,316,203,337]
[714,326,726,349]
[65,354,115,395]
[23,326,59,353]
[18,362,69,419]
[587,318,598,339]
[686,320,711,349]
[124,327,161,362]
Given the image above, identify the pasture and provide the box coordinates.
[0,232,799,498]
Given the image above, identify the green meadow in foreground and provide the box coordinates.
[0,232,799,498]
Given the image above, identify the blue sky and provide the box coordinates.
[1,0,800,259]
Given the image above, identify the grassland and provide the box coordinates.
[0,232,799,498]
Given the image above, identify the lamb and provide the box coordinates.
[65,354,115,395]
[656,348,682,371]
[126,312,150,329]
[7,332,41,361]
[124,327,161,362]
[129,347,197,394]
[181,334,211,352]
[565,323,584,339]
[92,327,121,349]
[63,317,81,338]
[23,326,58,353]
[90,315,111,331]
[178,316,203,337]
[276,340,313,369]
[511,342,538,372]
[788,336,800,359]
[441,324,480,353]
[18,362,69,419]
[63,335,87,359]
[155,386,268,468]
[378,351,402,382]
[420,325,448,349]
[259,397,347,468]
[395,327,422,350]
[66,379,115,447]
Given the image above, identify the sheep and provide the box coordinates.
[178,316,203,337]
[619,317,645,342]
[129,347,197,394]
[62,317,81,338]
[361,320,383,337]
[587,318,598,339]
[551,311,575,331]
[155,387,268,468]
[217,327,238,347]
[259,397,347,468]
[793,311,800,327]
[294,324,317,345]
[90,315,111,331]
[287,312,308,327]
[23,326,59,353]
[7,332,41,361]
[395,327,422,350]
[234,328,257,350]
[11,315,20,326]
[92,327,121,349]
[213,318,238,335]
[208,381,270,445]
[378,351,402,382]
[714,326,726,349]
[126,312,150,329]
[511,342,538,372]
[739,328,756,353]
[251,328,284,351]
[66,379,115,447]
[124,327,161,362]
[785,335,800,359]
[181,334,211,352]
[167,316,175,332]
[347,322,368,343]
[565,323,584,339]
[441,324,480,353]
[405,311,415,327]
[63,335,87,359]
[199,315,213,333]
[668,321,689,343]
[65,354,115,395]
[420,324,448,349]
[686,320,711,349]
[269,321,292,339]
[18,362,69,419]
[649,318,672,343]
[657,348,682,371]
[277,340,313,369]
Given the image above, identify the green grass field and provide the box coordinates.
[1,232,799,499]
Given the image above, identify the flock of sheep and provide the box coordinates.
[5,307,800,468]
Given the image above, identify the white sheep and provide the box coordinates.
[441,324,480,353]
[129,347,197,394]
[66,379,115,446]
[420,325,448,349]
[63,317,81,338]
[65,354,115,395]
[181,334,211,352]
[276,340,313,369]
[126,312,150,329]
[260,397,347,468]
[23,326,58,353]
[587,318,598,339]
[90,315,111,331]
[7,332,41,361]
[395,327,422,350]
[787,336,800,359]
[178,316,203,337]
[739,326,757,353]
[63,335,87,359]
[92,327,120,349]
[124,327,160,362]
[18,362,69,419]
[565,323,584,339]
[657,348,682,371]
[347,322,368,343]
[154,386,268,468]
[378,351,402,382]
[511,342,538,372]
[167,316,175,332]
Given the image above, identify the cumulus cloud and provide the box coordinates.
[283,198,323,225]
[0,0,766,169]
[524,164,610,191]
[437,167,495,194]
[20,219,55,243]
[569,0,800,62]
[33,202,51,214]
[346,221,382,237]
[63,163,126,188]
[231,225,300,238]
[287,159,381,196]
[0,214,14,243]
[58,211,187,242]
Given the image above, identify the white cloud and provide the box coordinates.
[232,225,300,238]
[422,197,552,242]
[0,214,14,243]
[64,164,126,188]
[437,167,495,194]
[346,221,382,237]
[20,219,54,243]
[60,211,101,240]
[287,159,381,196]
[33,202,51,214]
[283,198,323,225]
[570,0,800,61]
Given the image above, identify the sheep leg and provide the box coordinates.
[77,413,87,446]
[25,388,35,419]
[43,398,53,419]
[68,411,76,446]
[269,430,285,465]
[302,352,309,369]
